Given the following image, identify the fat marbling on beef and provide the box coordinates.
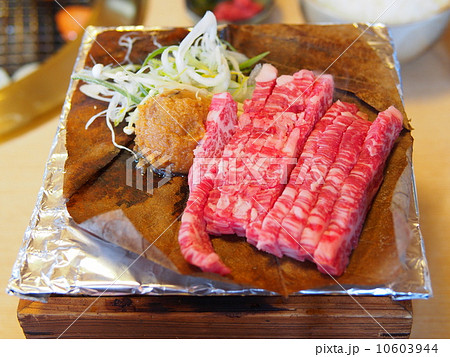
[178,92,238,275]
[313,106,403,276]
[248,101,369,259]
[205,64,334,245]
[247,103,402,276]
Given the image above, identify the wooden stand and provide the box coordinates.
[17,295,412,338]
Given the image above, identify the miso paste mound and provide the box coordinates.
[135,89,211,174]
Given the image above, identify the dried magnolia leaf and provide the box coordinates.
[65,24,412,295]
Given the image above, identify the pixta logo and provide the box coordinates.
[125,150,327,193]
[125,148,172,194]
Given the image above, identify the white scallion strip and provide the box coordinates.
[118,34,139,64]
[104,110,137,158]
[85,109,108,129]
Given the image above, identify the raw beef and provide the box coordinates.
[299,116,371,257]
[205,69,334,246]
[178,64,404,279]
[178,92,238,275]
[204,64,278,235]
[243,63,278,115]
[249,101,362,257]
[246,74,334,247]
[276,109,365,260]
[313,106,403,275]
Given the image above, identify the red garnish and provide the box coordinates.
[214,0,264,22]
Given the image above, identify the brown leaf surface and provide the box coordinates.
[65,24,413,295]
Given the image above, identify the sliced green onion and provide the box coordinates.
[72,73,142,105]
[239,51,270,71]
[185,52,211,73]
[138,83,150,97]
[222,40,238,52]
[142,46,170,66]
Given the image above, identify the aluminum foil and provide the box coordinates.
[8,25,432,302]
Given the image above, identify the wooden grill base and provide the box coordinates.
[17,295,412,339]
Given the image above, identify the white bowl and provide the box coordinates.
[300,0,450,63]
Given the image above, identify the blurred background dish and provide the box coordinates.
[300,0,450,63]
[186,0,274,24]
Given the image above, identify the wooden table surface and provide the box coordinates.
[1,0,449,338]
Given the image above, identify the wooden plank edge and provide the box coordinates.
[18,295,412,339]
